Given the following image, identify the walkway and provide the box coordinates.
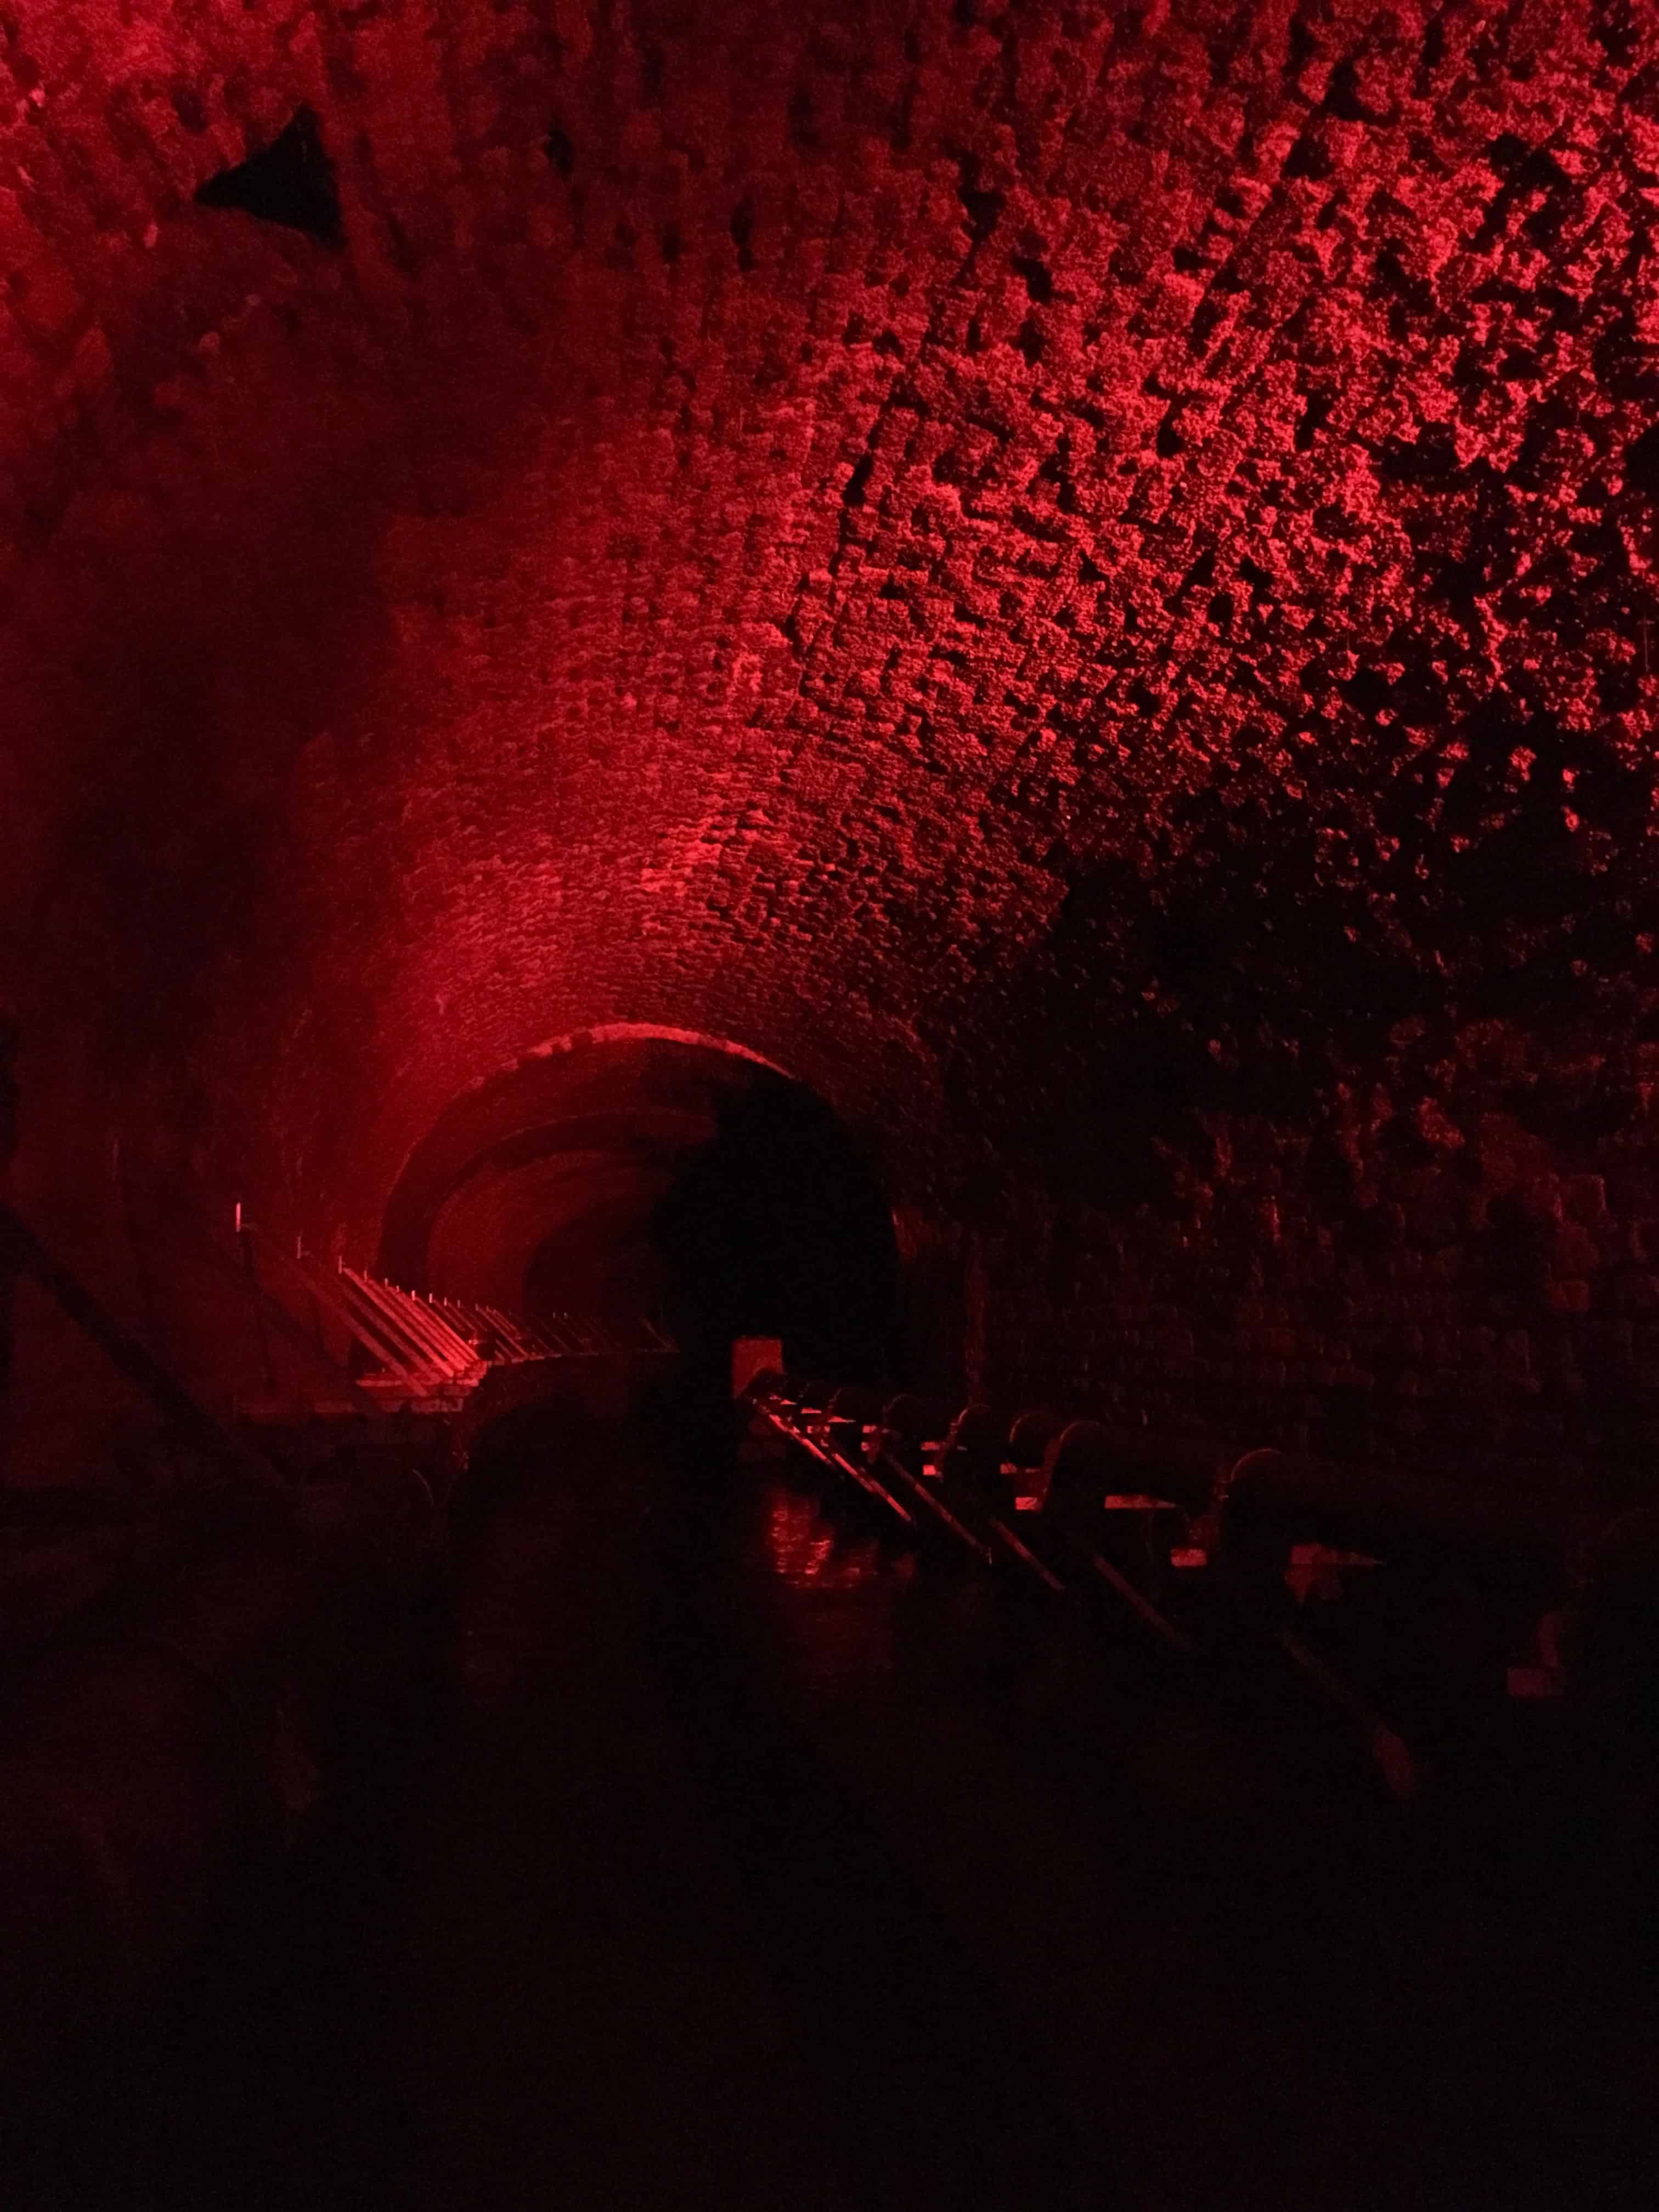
[8,1401,1654,2210]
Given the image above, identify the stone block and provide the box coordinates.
[1498,1330,1531,1376]
[1523,1175,1566,1223]
[1564,1173,1607,1224]
[1551,1223,1603,1278]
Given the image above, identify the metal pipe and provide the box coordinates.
[0,1204,283,1498]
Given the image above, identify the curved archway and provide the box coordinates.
[376,1025,792,1293]
[377,1025,899,1381]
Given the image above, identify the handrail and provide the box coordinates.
[347,1273,472,1375]
[0,1203,284,1494]
[341,1269,479,1381]
[307,1264,438,1389]
[230,1227,382,1416]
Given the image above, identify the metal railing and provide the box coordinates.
[275,1245,676,1407]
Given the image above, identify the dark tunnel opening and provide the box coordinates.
[521,1194,668,1334]
[650,1071,902,1391]
[372,1032,903,1398]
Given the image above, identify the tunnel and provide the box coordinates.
[376,1024,900,1379]
[2,4,1659,2207]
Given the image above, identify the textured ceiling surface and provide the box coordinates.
[2,1,1658,1249]
[376,1026,770,1286]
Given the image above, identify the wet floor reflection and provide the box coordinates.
[761,1481,896,1590]
[747,1468,1148,1746]
[753,1477,919,1699]
[10,1412,1651,2212]
[719,1451,1657,2212]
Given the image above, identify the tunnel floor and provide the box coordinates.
[8,1407,1656,2212]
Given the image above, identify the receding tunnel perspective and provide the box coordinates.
[652,1074,902,1385]
[374,1028,900,1380]
[2,5,1659,2209]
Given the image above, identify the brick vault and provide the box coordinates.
[4,1,1659,1471]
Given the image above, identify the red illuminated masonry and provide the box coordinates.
[2,3,1658,1486]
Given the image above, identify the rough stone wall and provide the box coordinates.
[968,1015,1659,1487]
[1,4,1658,1482]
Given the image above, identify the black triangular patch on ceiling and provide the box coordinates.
[195,105,343,249]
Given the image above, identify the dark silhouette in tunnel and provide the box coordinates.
[522,1192,670,1333]
[651,1074,901,1393]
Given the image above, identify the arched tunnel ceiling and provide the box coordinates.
[377,1026,773,1290]
[428,1149,668,1314]
[3,2,1659,1250]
